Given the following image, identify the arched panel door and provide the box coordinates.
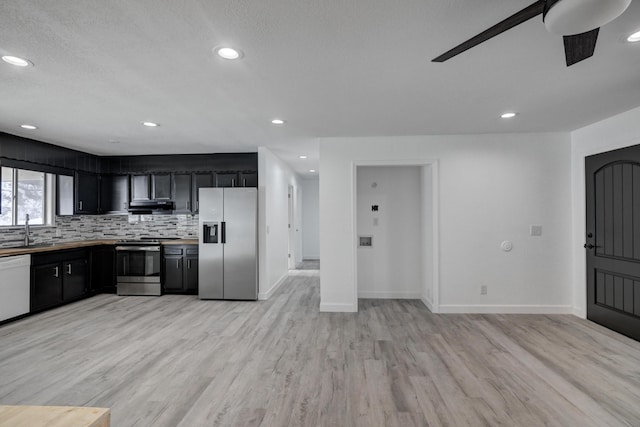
[586,145,640,341]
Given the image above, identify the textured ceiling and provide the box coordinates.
[1,0,640,175]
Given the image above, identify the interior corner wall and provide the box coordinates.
[571,105,640,318]
[356,166,422,298]
[301,178,320,260]
[257,147,302,299]
[421,165,434,308]
[319,133,573,313]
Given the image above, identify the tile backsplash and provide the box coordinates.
[0,214,198,248]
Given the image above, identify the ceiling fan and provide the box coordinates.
[432,0,632,66]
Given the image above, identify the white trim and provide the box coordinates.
[439,304,573,314]
[258,272,288,300]
[351,158,440,313]
[421,297,434,312]
[357,291,422,299]
[573,306,586,318]
[319,302,358,312]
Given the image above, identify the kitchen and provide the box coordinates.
[0,132,266,325]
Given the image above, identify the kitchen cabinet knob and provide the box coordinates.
[67,264,72,275]
[54,266,59,278]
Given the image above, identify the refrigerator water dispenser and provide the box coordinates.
[203,222,220,243]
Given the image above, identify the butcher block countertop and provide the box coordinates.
[0,238,198,257]
[0,405,110,427]
[161,238,198,245]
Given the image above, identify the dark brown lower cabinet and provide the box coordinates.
[162,245,198,294]
[31,262,62,312]
[90,246,115,293]
[31,249,88,313]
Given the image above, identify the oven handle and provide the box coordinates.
[115,246,161,252]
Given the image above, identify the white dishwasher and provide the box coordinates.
[0,255,31,322]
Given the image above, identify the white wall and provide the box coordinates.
[258,147,302,299]
[571,105,640,317]
[357,166,422,298]
[319,133,572,313]
[301,178,320,260]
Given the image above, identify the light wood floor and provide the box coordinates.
[1,273,640,426]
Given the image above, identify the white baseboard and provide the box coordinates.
[421,297,434,312]
[258,273,288,300]
[358,291,422,299]
[573,306,587,318]
[319,302,357,312]
[438,304,573,314]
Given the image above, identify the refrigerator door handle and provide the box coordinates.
[221,221,226,244]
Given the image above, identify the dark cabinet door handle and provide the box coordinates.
[54,266,59,278]
[67,263,72,275]
[584,243,595,249]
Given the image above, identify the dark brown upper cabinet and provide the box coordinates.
[130,174,151,201]
[192,172,214,213]
[172,173,192,214]
[100,175,130,214]
[151,173,171,200]
[74,171,100,214]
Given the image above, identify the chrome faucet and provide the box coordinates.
[24,214,33,247]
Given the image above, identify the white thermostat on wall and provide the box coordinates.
[501,240,513,252]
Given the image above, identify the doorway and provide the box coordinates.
[585,144,640,341]
[353,160,439,312]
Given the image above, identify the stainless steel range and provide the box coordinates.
[115,238,176,296]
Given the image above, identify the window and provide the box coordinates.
[0,166,54,227]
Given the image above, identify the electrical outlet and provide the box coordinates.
[480,285,488,295]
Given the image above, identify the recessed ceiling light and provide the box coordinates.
[215,47,242,60]
[299,155,308,159]
[309,169,316,173]
[271,119,285,125]
[501,112,518,119]
[142,121,159,127]
[20,124,37,130]
[2,55,33,67]
[628,30,640,43]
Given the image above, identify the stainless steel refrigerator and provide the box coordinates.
[198,187,258,300]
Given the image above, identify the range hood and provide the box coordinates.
[128,200,175,215]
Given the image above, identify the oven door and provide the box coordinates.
[115,246,161,282]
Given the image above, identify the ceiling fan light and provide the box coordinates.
[628,30,640,43]
[544,0,631,35]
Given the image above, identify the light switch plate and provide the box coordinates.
[530,225,542,236]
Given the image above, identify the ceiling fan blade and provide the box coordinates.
[563,28,599,66]
[432,0,546,62]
